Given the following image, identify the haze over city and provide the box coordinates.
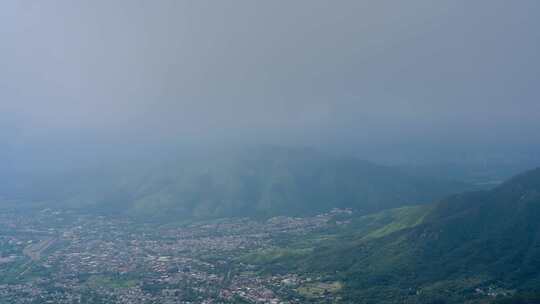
[1,1,540,304]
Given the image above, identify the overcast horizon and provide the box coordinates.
[2,0,540,167]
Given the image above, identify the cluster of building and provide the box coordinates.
[0,208,352,303]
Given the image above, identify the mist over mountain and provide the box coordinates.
[1,147,471,220]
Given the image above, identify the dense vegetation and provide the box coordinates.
[248,168,540,303]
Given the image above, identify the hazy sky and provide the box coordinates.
[1,0,539,159]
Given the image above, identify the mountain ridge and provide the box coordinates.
[1,147,472,221]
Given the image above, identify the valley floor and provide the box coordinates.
[0,205,534,304]
[0,208,350,304]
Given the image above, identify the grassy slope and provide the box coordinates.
[249,168,540,303]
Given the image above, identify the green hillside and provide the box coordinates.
[248,168,540,303]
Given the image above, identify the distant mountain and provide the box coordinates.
[248,168,540,303]
[3,147,471,220]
